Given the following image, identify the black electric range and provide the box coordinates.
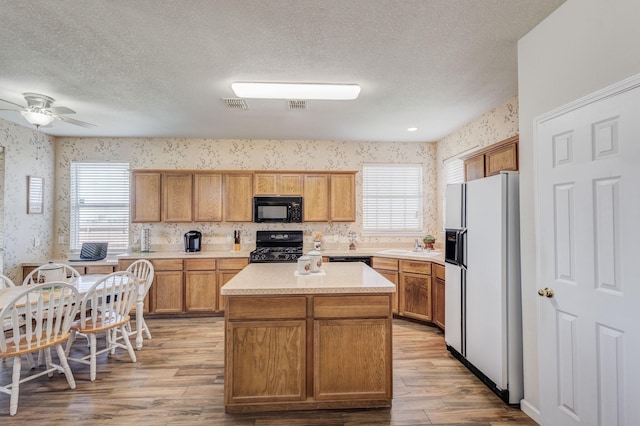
[249,230,304,263]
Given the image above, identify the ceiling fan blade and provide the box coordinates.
[48,106,76,115]
[0,108,21,112]
[55,115,97,128]
[0,97,26,110]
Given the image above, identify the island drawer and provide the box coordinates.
[184,258,216,270]
[399,259,431,275]
[151,259,184,271]
[313,295,391,318]
[371,257,398,271]
[227,296,307,320]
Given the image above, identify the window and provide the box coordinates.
[70,162,130,251]
[442,157,464,228]
[362,163,423,235]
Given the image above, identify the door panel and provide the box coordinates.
[536,78,640,425]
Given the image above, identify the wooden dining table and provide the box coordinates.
[0,274,147,349]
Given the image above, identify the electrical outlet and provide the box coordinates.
[58,235,66,244]
[34,238,41,247]
[333,234,339,242]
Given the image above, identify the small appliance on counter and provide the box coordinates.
[184,230,202,252]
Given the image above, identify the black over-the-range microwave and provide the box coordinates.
[253,196,303,223]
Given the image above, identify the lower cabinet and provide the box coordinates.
[432,264,445,329]
[399,260,432,322]
[149,259,184,313]
[185,258,217,313]
[225,294,392,412]
[371,257,399,314]
[118,256,248,315]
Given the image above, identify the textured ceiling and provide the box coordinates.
[0,0,565,142]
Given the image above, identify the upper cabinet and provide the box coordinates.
[330,173,356,222]
[194,173,223,222]
[254,173,303,196]
[131,170,356,223]
[131,172,161,223]
[303,174,330,222]
[224,173,253,222]
[162,173,193,222]
[463,135,519,182]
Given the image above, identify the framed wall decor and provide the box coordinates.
[27,176,44,214]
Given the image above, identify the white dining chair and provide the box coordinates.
[22,263,81,286]
[0,282,80,416]
[1,274,18,337]
[124,259,154,350]
[65,271,138,381]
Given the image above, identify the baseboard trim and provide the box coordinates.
[520,398,541,424]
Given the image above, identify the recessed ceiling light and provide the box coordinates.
[407,127,418,132]
[231,82,361,100]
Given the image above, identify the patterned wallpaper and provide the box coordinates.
[0,96,516,281]
[435,95,520,235]
[0,118,55,282]
[54,138,439,255]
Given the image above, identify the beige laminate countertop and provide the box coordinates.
[21,248,444,267]
[220,262,396,296]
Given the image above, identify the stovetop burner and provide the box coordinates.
[250,230,304,263]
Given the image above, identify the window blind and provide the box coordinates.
[70,162,130,251]
[362,163,423,235]
[444,157,464,185]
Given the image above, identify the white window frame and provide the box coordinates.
[362,163,423,236]
[70,162,130,252]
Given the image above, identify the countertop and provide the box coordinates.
[21,248,444,267]
[220,262,396,296]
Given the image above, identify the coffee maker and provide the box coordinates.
[184,230,202,252]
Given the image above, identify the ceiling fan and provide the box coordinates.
[0,92,96,128]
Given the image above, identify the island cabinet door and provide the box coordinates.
[225,320,306,404]
[314,318,392,400]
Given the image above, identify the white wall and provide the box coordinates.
[518,0,640,419]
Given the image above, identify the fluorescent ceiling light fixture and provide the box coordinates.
[21,110,54,126]
[231,82,361,100]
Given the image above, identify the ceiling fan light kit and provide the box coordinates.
[21,110,54,126]
[231,82,361,100]
[0,92,96,128]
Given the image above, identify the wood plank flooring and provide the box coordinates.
[0,317,536,425]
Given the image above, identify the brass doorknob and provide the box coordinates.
[538,287,554,298]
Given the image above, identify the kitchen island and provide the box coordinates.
[221,262,396,413]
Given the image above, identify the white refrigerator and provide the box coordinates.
[444,171,523,404]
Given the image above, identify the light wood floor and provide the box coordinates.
[0,317,536,425]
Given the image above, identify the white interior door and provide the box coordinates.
[536,76,640,425]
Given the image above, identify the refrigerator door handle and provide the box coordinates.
[456,228,467,269]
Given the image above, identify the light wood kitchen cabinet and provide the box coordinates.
[464,155,485,182]
[131,172,161,222]
[303,174,330,222]
[254,173,303,196]
[225,296,307,405]
[485,140,518,177]
[224,173,253,222]
[463,135,519,182]
[399,260,432,322]
[330,173,356,221]
[216,257,249,312]
[162,173,193,222]
[432,263,445,330]
[193,173,223,222]
[371,257,399,314]
[225,293,392,412]
[313,295,392,402]
[151,259,184,313]
[184,258,217,313]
